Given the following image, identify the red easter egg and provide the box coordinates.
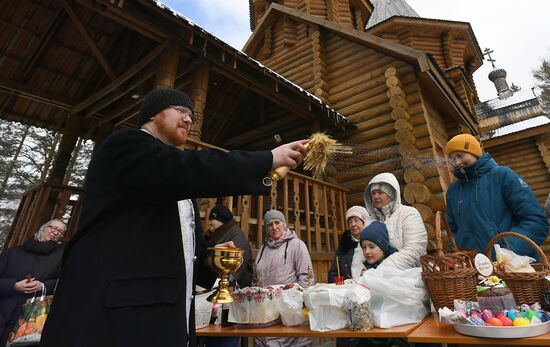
[495,312,505,319]
[498,316,514,326]
[486,317,503,326]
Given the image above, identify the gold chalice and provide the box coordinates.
[206,247,244,304]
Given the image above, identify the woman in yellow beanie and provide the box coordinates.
[445,134,548,259]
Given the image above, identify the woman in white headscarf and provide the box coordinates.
[351,173,427,278]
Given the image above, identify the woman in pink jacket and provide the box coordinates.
[253,210,313,347]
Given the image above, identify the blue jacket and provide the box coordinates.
[446,153,548,259]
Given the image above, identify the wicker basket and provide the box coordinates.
[484,232,550,305]
[421,212,478,310]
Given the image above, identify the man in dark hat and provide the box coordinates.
[41,88,307,347]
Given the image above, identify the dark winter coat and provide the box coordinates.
[205,220,253,287]
[446,152,549,259]
[40,128,272,347]
[0,238,63,345]
[327,230,357,283]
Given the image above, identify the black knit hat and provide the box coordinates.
[208,204,234,223]
[360,221,391,255]
[138,88,194,126]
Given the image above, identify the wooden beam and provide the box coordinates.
[0,77,76,110]
[223,114,298,147]
[211,65,312,123]
[21,7,65,80]
[74,0,166,42]
[84,68,156,118]
[70,43,166,115]
[61,0,116,80]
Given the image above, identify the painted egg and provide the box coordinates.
[495,312,505,319]
[470,317,485,326]
[506,310,517,321]
[519,311,527,318]
[481,310,493,320]
[498,316,514,326]
[531,302,542,311]
[485,317,503,326]
[539,312,550,322]
[531,316,542,325]
[526,310,538,320]
[520,304,531,312]
[513,317,530,326]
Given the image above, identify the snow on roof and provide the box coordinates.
[152,1,349,126]
[482,115,550,140]
[476,89,539,119]
[366,0,419,29]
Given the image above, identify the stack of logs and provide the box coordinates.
[385,66,441,247]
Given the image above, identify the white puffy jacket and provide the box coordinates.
[352,173,427,277]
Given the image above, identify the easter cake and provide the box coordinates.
[476,276,516,314]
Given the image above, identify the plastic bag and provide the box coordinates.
[357,267,429,328]
[277,285,306,326]
[7,292,52,347]
[343,283,373,331]
[303,283,352,331]
[494,244,536,272]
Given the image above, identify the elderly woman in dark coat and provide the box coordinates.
[0,219,65,345]
[327,206,368,283]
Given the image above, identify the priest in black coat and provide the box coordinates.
[40,88,307,347]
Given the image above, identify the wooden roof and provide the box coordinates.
[0,0,352,149]
[244,3,479,134]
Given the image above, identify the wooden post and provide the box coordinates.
[189,60,210,141]
[311,26,329,102]
[93,121,115,154]
[154,44,179,89]
[44,113,84,225]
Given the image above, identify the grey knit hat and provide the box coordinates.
[369,182,395,201]
[138,88,194,126]
[264,210,286,229]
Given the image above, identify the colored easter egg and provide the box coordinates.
[520,304,531,312]
[540,312,550,322]
[526,310,538,320]
[498,316,514,326]
[506,310,517,320]
[531,316,542,325]
[519,311,527,318]
[485,317,503,326]
[470,317,485,326]
[513,317,530,326]
[531,303,542,311]
[495,312,505,319]
[481,310,493,320]
[470,310,481,317]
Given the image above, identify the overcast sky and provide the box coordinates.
[162,0,550,102]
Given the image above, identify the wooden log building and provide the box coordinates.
[1,0,549,279]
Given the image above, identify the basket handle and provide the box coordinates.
[435,211,460,252]
[484,231,550,269]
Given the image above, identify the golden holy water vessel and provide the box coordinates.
[206,247,244,304]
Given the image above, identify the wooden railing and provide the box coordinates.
[196,170,349,283]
